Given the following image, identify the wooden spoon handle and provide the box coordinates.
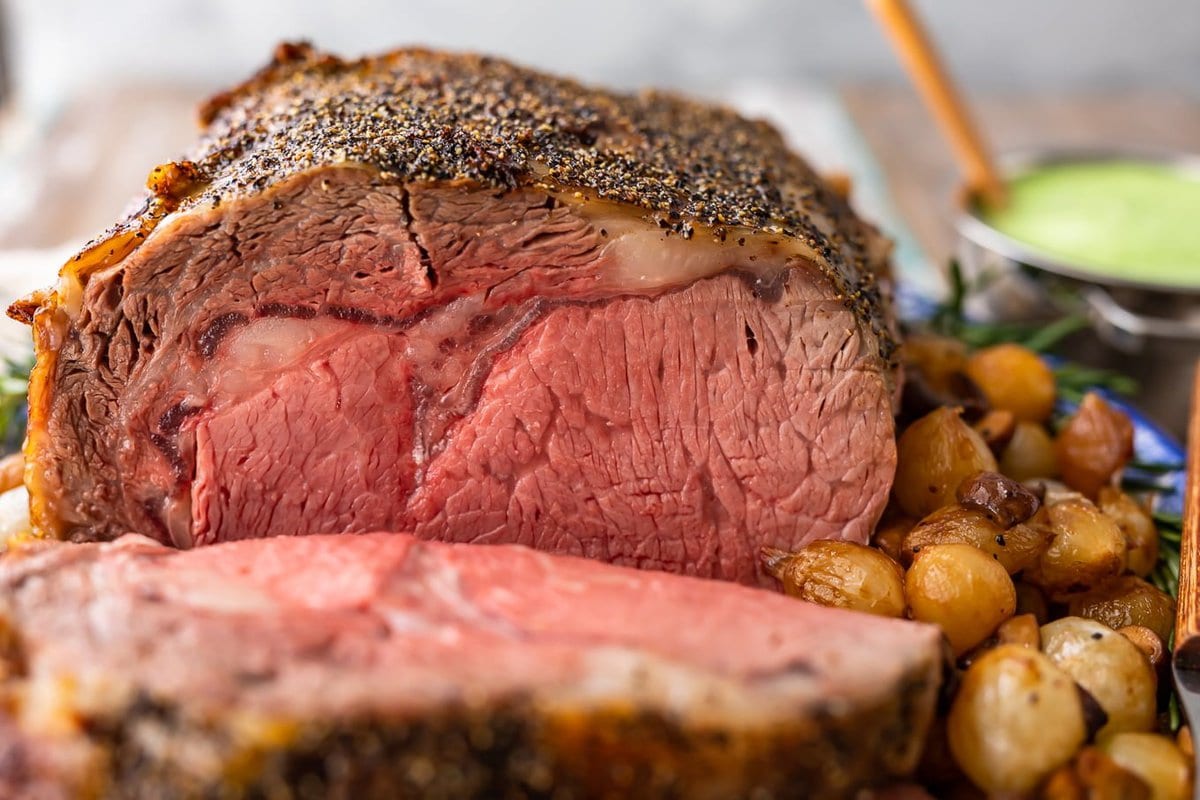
[1177,363,1200,662]
[865,0,1006,207]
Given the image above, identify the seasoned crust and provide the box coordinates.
[12,42,895,359]
[190,42,871,241]
[89,681,937,799]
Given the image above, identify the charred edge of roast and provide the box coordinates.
[84,668,935,799]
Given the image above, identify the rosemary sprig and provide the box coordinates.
[1019,315,1091,353]
[1054,363,1139,403]
[1149,511,1183,599]
[1122,475,1179,495]
[0,354,33,451]
[924,261,1089,352]
[1130,460,1188,474]
[927,259,969,335]
[1154,510,1183,531]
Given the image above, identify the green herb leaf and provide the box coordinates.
[1154,510,1184,529]
[0,353,33,452]
[928,260,969,337]
[1018,314,1089,353]
[1120,475,1178,494]
[1150,509,1183,599]
[1128,460,1187,474]
[1053,363,1139,403]
[1170,686,1183,733]
[922,261,1089,352]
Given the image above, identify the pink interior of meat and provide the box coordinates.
[54,169,895,584]
[177,270,893,584]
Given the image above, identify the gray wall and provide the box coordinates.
[7,0,1200,113]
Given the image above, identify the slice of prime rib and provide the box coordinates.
[11,43,899,584]
[0,533,942,799]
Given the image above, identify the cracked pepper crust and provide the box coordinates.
[10,41,895,360]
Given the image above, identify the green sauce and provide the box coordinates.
[979,159,1200,287]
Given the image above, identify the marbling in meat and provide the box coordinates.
[11,44,899,584]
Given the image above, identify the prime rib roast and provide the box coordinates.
[1,44,935,797]
[0,533,940,799]
[11,43,898,585]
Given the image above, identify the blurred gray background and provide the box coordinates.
[7,0,1200,114]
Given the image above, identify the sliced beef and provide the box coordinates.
[13,44,899,584]
[0,533,942,799]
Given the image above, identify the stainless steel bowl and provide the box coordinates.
[954,148,1200,435]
